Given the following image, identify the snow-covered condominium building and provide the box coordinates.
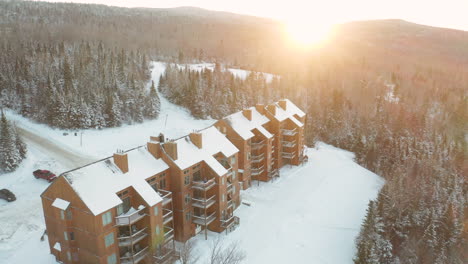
[155,126,241,242]
[215,99,306,189]
[41,146,176,264]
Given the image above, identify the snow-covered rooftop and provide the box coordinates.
[166,126,238,176]
[268,99,305,127]
[63,147,169,216]
[53,242,61,252]
[51,198,70,210]
[224,107,273,140]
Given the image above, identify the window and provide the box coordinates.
[184,169,189,174]
[247,152,251,160]
[67,251,71,261]
[185,194,191,205]
[222,194,225,203]
[116,204,123,216]
[155,225,160,235]
[122,197,131,213]
[232,170,237,180]
[154,206,159,216]
[185,212,191,221]
[60,210,65,220]
[107,253,117,264]
[233,185,236,193]
[193,170,201,181]
[221,177,224,185]
[159,178,166,189]
[231,156,236,165]
[64,231,68,241]
[104,233,114,247]
[70,232,75,241]
[184,175,190,185]
[102,211,112,226]
[66,210,72,220]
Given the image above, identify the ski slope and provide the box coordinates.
[0,62,383,264]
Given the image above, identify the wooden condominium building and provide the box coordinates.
[41,126,241,264]
[215,99,306,189]
[156,126,241,242]
[42,146,176,264]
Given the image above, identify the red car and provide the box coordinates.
[33,170,57,182]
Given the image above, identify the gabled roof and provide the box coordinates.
[62,147,169,216]
[268,99,305,127]
[166,126,239,176]
[224,107,272,140]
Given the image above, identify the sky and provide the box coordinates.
[38,0,468,31]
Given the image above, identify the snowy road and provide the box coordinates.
[16,126,95,170]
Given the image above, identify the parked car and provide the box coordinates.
[0,189,16,202]
[33,169,57,182]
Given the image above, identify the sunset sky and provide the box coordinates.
[39,0,468,31]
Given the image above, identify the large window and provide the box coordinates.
[104,233,114,247]
[60,210,65,220]
[107,253,117,264]
[155,225,160,235]
[159,178,166,189]
[231,156,236,165]
[154,206,159,216]
[185,194,191,205]
[193,170,201,181]
[185,212,191,221]
[70,232,75,241]
[102,211,112,226]
[64,231,68,241]
[184,175,190,185]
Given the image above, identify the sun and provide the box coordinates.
[285,20,332,47]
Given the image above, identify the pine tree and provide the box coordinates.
[0,111,23,173]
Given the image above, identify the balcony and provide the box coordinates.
[158,190,172,206]
[120,246,149,264]
[191,195,216,209]
[227,199,234,210]
[281,128,297,136]
[221,215,240,230]
[153,243,175,263]
[282,152,296,159]
[192,178,216,191]
[268,169,279,178]
[164,227,174,241]
[251,153,265,163]
[116,207,146,226]
[251,140,265,150]
[192,211,217,226]
[251,165,264,176]
[162,209,173,225]
[118,228,148,247]
[282,140,297,148]
[227,182,234,194]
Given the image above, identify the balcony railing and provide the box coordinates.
[221,215,240,230]
[162,209,173,225]
[164,227,174,241]
[191,195,216,209]
[281,128,297,136]
[192,211,217,226]
[153,243,175,263]
[282,152,296,159]
[115,207,146,226]
[251,139,265,149]
[192,178,216,191]
[227,199,234,209]
[118,228,148,247]
[120,246,149,264]
[282,140,297,148]
[251,153,265,163]
[227,182,234,194]
[268,169,279,178]
[158,190,172,206]
[251,165,264,176]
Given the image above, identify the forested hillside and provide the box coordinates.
[0,1,466,263]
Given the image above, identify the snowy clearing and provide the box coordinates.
[176,63,277,83]
[191,143,384,264]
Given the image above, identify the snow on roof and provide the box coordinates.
[269,99,305,127]
[53,242,61,252]
[168,126,239,176]
[224,107,272,140]
[51,198,70,210]
[63,147,169,216]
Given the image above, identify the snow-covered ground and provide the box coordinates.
[176,63,277,82]
[0,62,383,263]
[191,143,384,264]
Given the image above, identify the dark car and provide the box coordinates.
[33,169,57,182]
[0,189,16,202]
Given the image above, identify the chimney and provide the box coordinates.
[113,151,129,173]
[189,132,203,149]
[267,104,276,115]
[278,100,287,110]
[255,104,265,115]
[147,141,161,159]
[242,109,252,121]
[163,141,178,160]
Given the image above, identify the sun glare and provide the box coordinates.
[286,21,332,47]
